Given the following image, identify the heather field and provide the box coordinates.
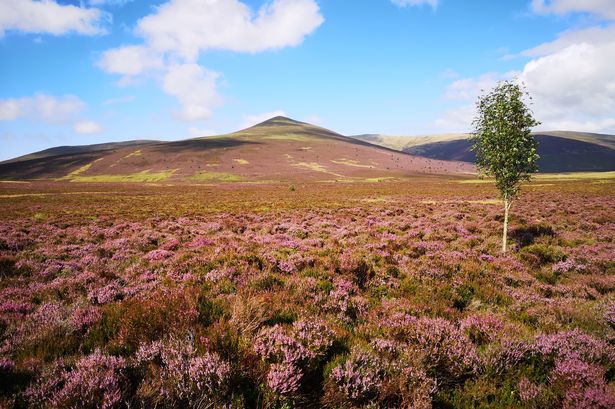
[0,178,614,408]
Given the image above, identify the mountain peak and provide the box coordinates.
[255,116,306,127]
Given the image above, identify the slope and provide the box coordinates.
[351,131,615,173]
[0,117,473,182]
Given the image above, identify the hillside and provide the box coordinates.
[351,131,615,173]
[0,117,473,182]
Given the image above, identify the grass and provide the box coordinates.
[292,162,348,179]
[1,177,611,407]
[535,171,615,180]
[68,170,177,183]
[459,171,615,184]
[262,134,313,142]
[233,158,249,165]
[421,199,500,205]
[362,177,396,182]
[124,150,142,158]
[331,159,373,168]
[189,171,243,183]
[59,162,95,180]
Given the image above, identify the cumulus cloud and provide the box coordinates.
[99,0,323,70]
[162,64,222,121]
[521,42,615,119]
[434,2,615,134]
[433,105,475,132]
[97,45,164,77]
[0,94,85,123]
[135,0,324,60]
[391,0,438,8]
[522,25,615,57]
[444,73,514,101]
[531,0,615,20]
[98,0,323,122]
[241,110,286,128]
[74,120,104,134]
[0,0,106,37]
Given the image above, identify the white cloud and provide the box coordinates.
[520,42,615,131]
[74,120,104,134]
[531,0,615,20]
[98,0,323,123]
[521,42,615,116]
[0,99,21,121]
[162,64,222,121]
[445,73,501,101]
[534,117,615,133]
[434,4,615,135]
[0,94,85,123]
[135,0,324,60]
[98,45,164,77]
[391,0,438,9]
[0,0,106,37]
[433,104,475,132]
[241,110,286,128]
[522,25,615,57]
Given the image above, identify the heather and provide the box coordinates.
[0,179,613,408]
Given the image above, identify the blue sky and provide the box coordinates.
[1,0,614,160]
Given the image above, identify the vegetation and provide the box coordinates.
[472,81,540,252]
[189,171,244,183]
[0,178,613,408]
[65,169,177,183]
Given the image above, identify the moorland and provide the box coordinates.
[0,174,613,408]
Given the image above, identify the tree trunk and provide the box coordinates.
[502,196,511,253]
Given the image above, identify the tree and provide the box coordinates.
[471,81,540,253]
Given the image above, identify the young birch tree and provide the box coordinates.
[471,81,540,253]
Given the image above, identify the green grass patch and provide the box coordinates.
[262,134,313,142]
[331,159,373,168]
[189,171,243,182]
[68,169,176,183]
[459,171,615,184]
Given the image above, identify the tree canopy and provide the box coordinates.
[471,81,540,252]
[471,81,540,200]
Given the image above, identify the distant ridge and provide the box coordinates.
[0,116,473,182]
[1,140,159,165]
[351,131,615,173]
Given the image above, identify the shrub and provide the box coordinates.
[0,256,29,278]
[521,243,566,265]
[135,338,231,407]
[329,347,385,404]
[27,350,127,409]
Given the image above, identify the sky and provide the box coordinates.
[1,0,614,161]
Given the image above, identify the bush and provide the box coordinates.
[0,256,29,278]
[521,243,566,265]
[85,291,196,355]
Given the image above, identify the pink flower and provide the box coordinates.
[144,249,174,262]
[331,348,385,403]
[267,363,303,396]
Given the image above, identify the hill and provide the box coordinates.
[0,117,473,182]
[351,131,615,173]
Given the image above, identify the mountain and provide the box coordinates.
[351,131,615,173]
[1,140,160,165]
[0,117,473,182]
